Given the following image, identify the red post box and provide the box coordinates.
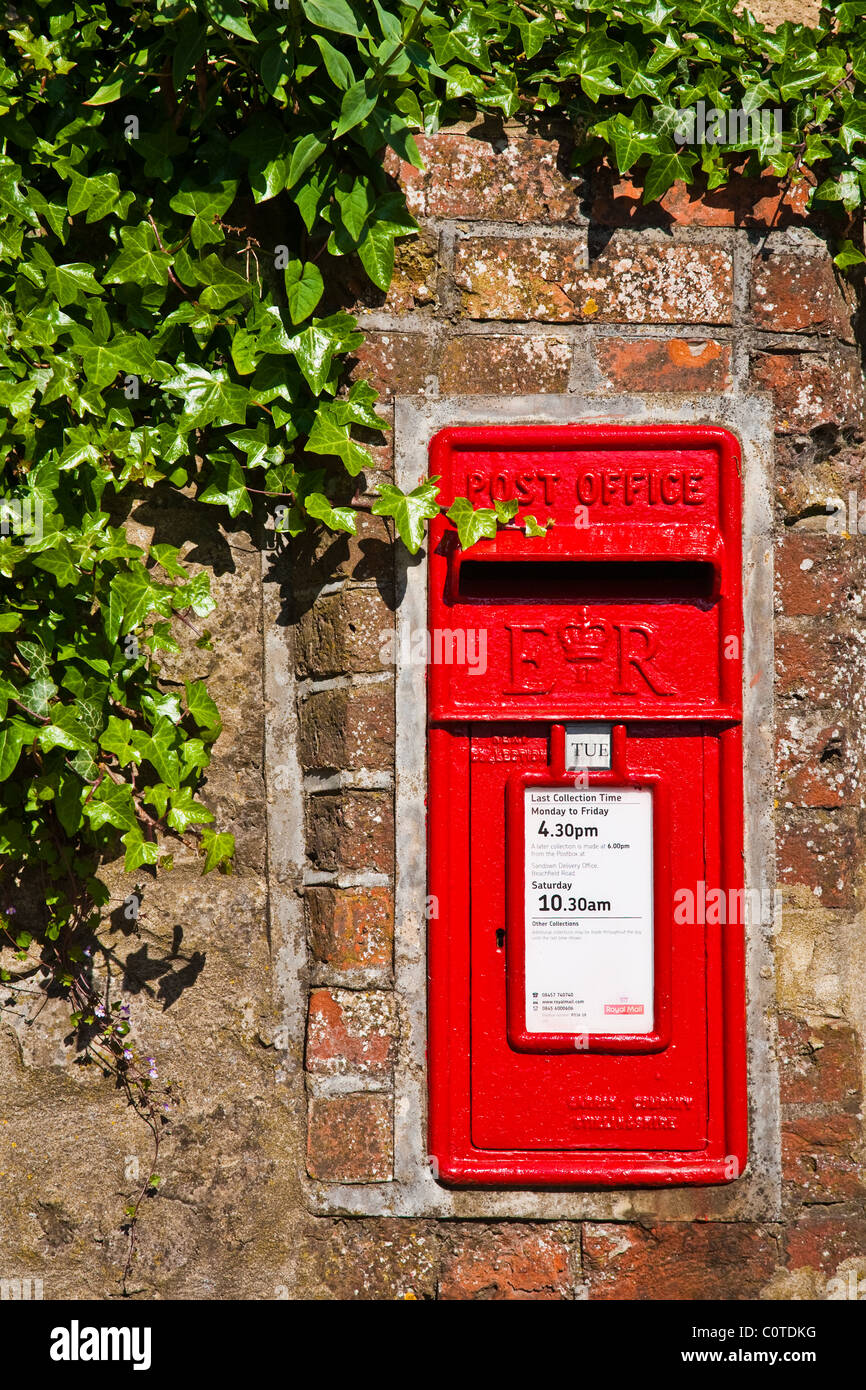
[427,424,747,1186]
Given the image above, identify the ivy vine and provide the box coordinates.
[1,0,865,1283]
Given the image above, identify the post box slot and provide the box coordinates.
[456,559,717,604]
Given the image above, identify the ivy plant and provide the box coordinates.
[0,0,865,1279]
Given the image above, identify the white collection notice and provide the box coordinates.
[523,786,654,1035]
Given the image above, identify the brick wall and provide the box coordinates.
[292,126,866,1298]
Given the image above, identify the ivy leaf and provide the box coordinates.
[201,827,235,873]
[834,239,866,268]
[303,492,358,534]
[372,480,441,553]
[446,497,498,549]
[121,828,161,872]
[100,716,141,767]
[524,515,552,537]
[306,403,373,475]
[203,0,257,43]
[199,457,252,517]
[184,680,222,737]
[82,780,138,832]
[335,81,378,137]
[284,260,324,323]
[0,722,28,781]
[357,222,395,290]
[643,149,699,202]
[162,366,252,431]
[301,0,360,37]
[134,717,181,789]
[167,786,214,834]
[287,133,328,189]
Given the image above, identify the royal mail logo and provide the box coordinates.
[505,617,674,696]
[605,1004,645,1015]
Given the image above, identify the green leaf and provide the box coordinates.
[122,828,161,872]
[372,480,441,553]
[184,680,222,735]
[643,150,699,202]
[199,457,252,517]
[335,80,378,137]
[306,403,372,475]
[0,722,27,780]
[312,34,355,89]
[284,260,325,322]
[167,786,214,834]
[303,492,358,534]
[301,0,360,36]
[834,238,866,268]
[357,222,395,291]
[287,133,328,189]
[201,828,235,873]
[446,497,498,549]
[99,716,142,768]
[203,0,257,43]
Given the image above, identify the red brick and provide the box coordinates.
[296,1217,439,1299]
[306,886,393,971]
[438,1226,572,1300]
[775,625,855,706]
[751,247,854,337]
[306,988,398,1077]
[306,1093,392,1183]
[751,349,864,433]
[786,1217,866,1273]
[775,535,866,618]
[385,132,582,223]
[298,684,394,772]
[582,1223,778,1300]
[306,791,394,875]
[438,335,572,394]
[351,332,433,398]
[455,234,732,324]
[296,590,394,680]
[776,811,859,908]
[595,336,732,391]
[776,714,859,808]
[591,160,814,229]
[782,1115,864,1205]
[778,1017,861,1110]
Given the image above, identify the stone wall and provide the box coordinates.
[1,119,865,1301]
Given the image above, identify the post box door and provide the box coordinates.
[469,725,709,1152]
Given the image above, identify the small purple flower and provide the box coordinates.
[123,1048,133,1061]
[94,1004,106,1019]
[5,906,16,915]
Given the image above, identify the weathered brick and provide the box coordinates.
[786,1217,866,1273]
[438,335,572,394]
[594,336,732,390]
[306,988,398,1077]
[385,132,582,223]
[306,791,394,875]
[751,246,854,338]
[290,523,394,609]
[778,1017,861,1110]
[591,161,814,229]
[438,1226,572,1300]
[350,332,433,398]
[775,624,856,706]
[751,349,864,433]
[775,535,866,618]
[306,1093,392,1183]
[455,233,732,324]
[776,713,860,808]
[298,684,394,772]
[306,885,393,971]
[774,907,848,1017]
[296,1217,439,1299]
[775,812,859,909]
[782,1115,864,1206]
[582,1223,778,1300]
[296,589,394,679]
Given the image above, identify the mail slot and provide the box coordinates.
[426,424,747,1186]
